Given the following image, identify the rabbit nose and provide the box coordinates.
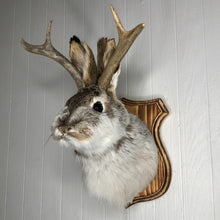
[58,125,67,133]
[58,125,71,133]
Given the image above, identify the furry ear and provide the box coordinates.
[107,65,121,98]
[69,36,97,87]
[97,38,121,96]
[97,38,116,76]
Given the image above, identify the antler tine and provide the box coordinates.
[20,20,82,88]
[98,5,145,90]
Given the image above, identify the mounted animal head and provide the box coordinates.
[21,5,145,157]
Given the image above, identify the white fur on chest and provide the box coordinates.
[80,132,158,208]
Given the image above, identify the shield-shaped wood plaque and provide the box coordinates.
[121,98,171,207]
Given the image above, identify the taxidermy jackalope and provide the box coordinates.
[21,5,158,208]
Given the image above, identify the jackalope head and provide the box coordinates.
[20,5,145,156]
[21,6,158,208]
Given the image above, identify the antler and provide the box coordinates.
[20,20,83,88]
[98,5,145,90]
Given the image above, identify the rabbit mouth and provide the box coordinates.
[53,125,93,142]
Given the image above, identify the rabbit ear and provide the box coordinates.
[107,65,121,98]
[97,38,121,97]
[69,36,98,87]
[97,38,116,77]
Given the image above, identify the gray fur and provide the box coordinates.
[51,84,158,208]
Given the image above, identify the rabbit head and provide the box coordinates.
[51,83,129,157]
[21,5,145,157]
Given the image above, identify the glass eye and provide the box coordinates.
[93,101,103,113]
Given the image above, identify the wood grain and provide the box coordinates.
[121,98,171,206]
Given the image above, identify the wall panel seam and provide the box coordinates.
[201,0,215,219]
[173,0,185,219]
[60,1,65,219]
[4,2,16,220]
[21,1,32,219]
[39,1,49,219]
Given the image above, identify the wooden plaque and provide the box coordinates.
[121,98,171,207]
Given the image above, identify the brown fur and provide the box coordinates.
[97,38,107,77]
[97,38,116,80]
[68,130,92,141]
[69,39,97,86]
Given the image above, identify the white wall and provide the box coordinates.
[0,0,219,219]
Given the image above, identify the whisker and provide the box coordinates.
[44,133,53,148]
